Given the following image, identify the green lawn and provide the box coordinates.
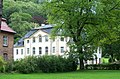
[0,70,120,79]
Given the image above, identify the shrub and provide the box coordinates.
[14,56,38,74]
[37,55,77,73]
[85,64,120,70]
[13,55,77,73]
[5,60,14,73]
[0,56,7,73]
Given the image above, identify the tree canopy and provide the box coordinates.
[3,0,46,42]
[45,0,120,69]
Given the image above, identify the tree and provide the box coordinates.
[103,39,120,62]
[9,12,37,42]
[45,0,120,70]
[2,0,46,42]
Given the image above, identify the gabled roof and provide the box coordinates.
[14,29,38,47]
[0,18,16,33]
[24,29,38,39]
[14,25,53,47]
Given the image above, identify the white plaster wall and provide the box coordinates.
[14,47,25,61]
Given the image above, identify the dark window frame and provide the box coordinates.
[21,49,23,55]
[45,47,48,54]
[3,36,8,47]
[33,47,35,54]
[60,37,64,41]
[39,35,42,42]
[33,37,36,43]
[52,47,55,53]
[45,35,48,42]
[16,49,18,55]
[61,47,64,53]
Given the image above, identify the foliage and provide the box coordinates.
[45,0,120,70]
[37,55,77,73]
[5,60,16,73]
[0,55,78,73]
[101,57,109,64]
[102,40,120,62]
[14,56,38,74]
[3,0,46,42]
[14,0,45,4]
[0,56,7,73]
[85,63,120,70]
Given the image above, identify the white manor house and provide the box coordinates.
[14,25,102,64]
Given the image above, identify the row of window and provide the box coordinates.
[27,35,49,43]
[16,47,64,55]
[16,49,23,55]
[27,36,65,43]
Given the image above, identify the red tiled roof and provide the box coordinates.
[0,18,16,33]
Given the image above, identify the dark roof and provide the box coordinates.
[14,25,53,47]
[24,29,38,38]
[42,28,52,34]
[14,37,24,47]
[0,18,16,33]
[14,29,38,47]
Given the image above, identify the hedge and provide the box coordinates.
[85,64,120,70]
[37,55,77,73]
[12,55,77,73]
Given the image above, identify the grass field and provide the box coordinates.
[0,70,120,79]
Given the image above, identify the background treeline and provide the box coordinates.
[3,0,47,43]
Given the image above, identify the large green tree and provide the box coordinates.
[46,0,120,70]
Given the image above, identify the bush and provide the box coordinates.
[0,56,6,73]
[37,55,77,73]
[14,56,38,74]
[13,55,77,73]
[5,60,15,73]
[85,64,120,70]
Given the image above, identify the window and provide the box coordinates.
[45,35,48,42]
[16,49,18,55]
[21,49,23,55]
[52,47,55,53]
[3,36,8,46]
[33,37,35,43]
[45,47,48,55]
[60,37,64,41]
[27,40,29,43]
[3,53,8,61]
[39,35,42,42]
[27,48,29,54]
[61,47,64,53]
[33,47,35,54]
[39,47,42,54]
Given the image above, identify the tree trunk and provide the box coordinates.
[79,58,84,70]
[78,46,84,70]
[109,45,114,63]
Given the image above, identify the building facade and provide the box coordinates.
[0,18,16,60]
[14,25,102,64]
[14,25,69,60]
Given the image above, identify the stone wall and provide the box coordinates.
[0,31,14,60]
